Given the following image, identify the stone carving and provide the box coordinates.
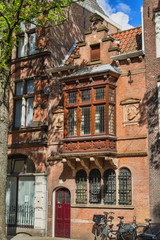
[93,140,106,150]
[120,98,140,126]
[65,142,77,152]
[53,107,64,131]
[79,141,91,150]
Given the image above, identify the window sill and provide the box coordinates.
[9,124,47,134]
[71,204,135,209]
[86,60,102,66]
[11,50,51,63]
[63,135,117,141]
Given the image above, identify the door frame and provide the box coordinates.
[52,187,71,238]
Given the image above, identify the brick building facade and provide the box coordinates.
[7,1,117,236]
[47,13,149,239]
[143,0,160,222]
[7,0,152,239]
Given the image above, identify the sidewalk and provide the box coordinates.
[7,234,78,240]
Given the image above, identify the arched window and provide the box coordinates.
[7,155,35,174]
[76,170,87,204]
[103,169,116,205]
[89,169,101,204]
[119,168,132,205]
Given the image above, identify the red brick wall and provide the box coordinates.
[143,0,160,222]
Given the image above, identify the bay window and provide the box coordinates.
[14,79,34,128]
[66,86,116,137]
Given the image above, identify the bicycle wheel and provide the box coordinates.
[135,225,152,239]
[94,228,101,240]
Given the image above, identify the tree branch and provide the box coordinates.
[0,11,11,31]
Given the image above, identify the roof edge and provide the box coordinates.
[77,2,122,30]
[111,50,145,61]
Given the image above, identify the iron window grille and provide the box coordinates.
[76,170,87,204]
[103,169,116,205]
[119,168,132,205]
[89,169,101,204]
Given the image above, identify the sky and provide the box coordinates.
[97,0,143,30]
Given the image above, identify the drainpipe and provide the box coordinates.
[44,83,51,236]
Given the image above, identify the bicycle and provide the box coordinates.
[136,219,160,240]
[109,216,137,240]
[92,212,114,240]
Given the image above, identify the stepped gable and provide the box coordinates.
[111,26,142,54]
[84,0,107,16]
[65,26,142,66]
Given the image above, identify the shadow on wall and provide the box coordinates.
[139,86,160,169]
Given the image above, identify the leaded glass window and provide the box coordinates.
[81,107,91,135]
[67,108,77,136]
[76,170,87,204]
[81,90,91,102]
[95,88,105,101]
[108,105,114,134]
[103,169,116,205]
[108,88,114,102]
[119,168,132,205]
[89,169,101,204]
[95,105,105,133]
[68,92,77,104]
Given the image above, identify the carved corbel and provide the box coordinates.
[94,158,103,169]
[127,58,131,64]
[115,60,120,66]
[89,77,93,83]
[58,71,62,77]
[139,56,143,62]
[105,157,118,169]
[80,159,89,170]
[67,159,76,170]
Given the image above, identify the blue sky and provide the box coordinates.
[97,0,143,30]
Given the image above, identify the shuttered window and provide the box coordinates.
[91,44,100,61]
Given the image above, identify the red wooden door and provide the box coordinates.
[55,188,70,238]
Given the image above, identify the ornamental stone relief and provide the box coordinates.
[52,107,64,131]
[120,98,140,126]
